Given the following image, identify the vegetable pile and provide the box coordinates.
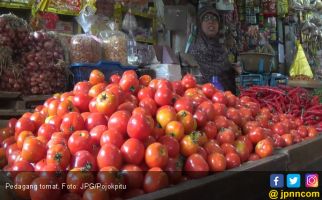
[0,14,68,95]
[0,71,319,199]
[240,85,322,130]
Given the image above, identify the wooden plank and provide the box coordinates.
[288,80,322,89]
[0,91,21,99]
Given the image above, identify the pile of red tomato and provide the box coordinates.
[0,70,319,200]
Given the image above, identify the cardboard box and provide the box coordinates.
[147,64,182,81]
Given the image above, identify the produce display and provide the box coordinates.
[0,14,68,94]
[0,70,319,199]
[240,85,322,131]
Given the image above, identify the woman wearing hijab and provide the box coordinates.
[185,6,239,94]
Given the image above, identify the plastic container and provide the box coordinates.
[70,60,137,85]
[211,76,224,91]
[239,74,264,88]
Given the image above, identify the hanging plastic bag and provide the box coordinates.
[289,41,314,78]
[70,5,102,63]
[100,21,128,65]
[122,10,138,33]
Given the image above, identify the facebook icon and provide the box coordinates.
[270,174,284,188]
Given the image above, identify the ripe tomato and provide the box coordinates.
[237,135,253,154]
[7,118,17,133]
[143,167,169,193]
[234,140,250,162]
[255,138,274,158]
[248,127,266,144]
[249,153,261,161]
[89,98,98,113]
[121,138,145,165]
[171,80,185,96]
[108,110,131,137]
[243,121,260,134]
[11,160,34,175]
[57,100,79,117]
[85,112,108,131]
[138,87,155,101]
[45,115,62,130]
[100,128,124,148]
[89,69,105,85]
[212,92,228,105]
[0,147,7,168]
[221,143,237,155]
[185,153,209,179]
[121,164,144,189]
[225,152,241,169]
[46,144,71,169]
[203,121,217,140]
[89,125,108,146]
[117,101,137,113]
[139,75,152,86]
[202,83,217,99]
[180,134,199,157]
[37,124,57,142]
[29,112,45,129]
[60,112,85,135]
[139,98,158,116]
[73,81,92,95]
[181,74,197,89]
[110,74,121,84]
[297,125,308,138]
[159,136,180,158]
[154,86,174,106]
[66,168,95,195]
[127,113,153,141]
[47,99,60,117]
[193,110,208,128]
[72,93,92,112]
[96,91,119,117]
[152,124,165,140]
[14,172,38,199]
[97,144,122,169]
[47,136,67,150]
[214,115,230,129]
[281,133,293,146]
[165,121,184,141]
[15,117,35,139]
[119,74,139,94]
[307,126,318,138]
[217,128,235,145]
[145,142,168,168]
[88,83,107,98]
[30,176,61,200]
[174,97,195,114]
[164,157,183,184]
[16,131,33,149]
[2,136,15,150]
[197,101,215,121]
[71,150,98,171]
[83,188,109,200]
[176,110,197,134]
[0,127,13,144]
[213,103,227,117]
[272,122,287,136]
[21,137,46,163]
[208,152,226,172]
[132,107,150,116]
[68,130,92,155]
[225,92,237,107]
[226,107,242,126]
[97,166,125,196]
[204,140,224,155]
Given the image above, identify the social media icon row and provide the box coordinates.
[270,174,319,188]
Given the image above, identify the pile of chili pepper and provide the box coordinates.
[240,85,322,127]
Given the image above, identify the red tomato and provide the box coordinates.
[14,172,38,199]
[30,112,45,129]
[121,164,144,189]
[139,74,152,86]
[100,129,124,148]
[6,143,19,158]
[176,110,197,134]
[174,97,195,114]
[68,130,92,155]
[89,69,105,85]
[164,157,183,184]
[197,101,215,121]
[225,152,241,169]
[138,87,155,101]
[272,122,287,136]
[97,166,125,195]
[96,91,119,117]
[237,135,253,154]
[156,106,177,129]
[82,188,109,200]
[30,176,61,200]
[97,144,122,169]
[0,127,13,144]
[119,75,139,94]
[307,126,318,138]
[248,127,266,144]
[60,112,85,135]
[272,134,287,148]
[110,74,121,84]
[202,83,217,98]
[121,138,145,165]
[212,92,228,105]
[203,121,217,140]
[143,167,169,193]
[88,83,107,98]
[152,124,165,141]
[12,160,34,173]
[15,117,35,139]
[171,80,185,96]
[217,128,235,145]
[214,116,230,129]
[181,74,197,89]
[165,121,185,141]
[73,81,92,95]
[57,100,79,117]
[7,118,18,133]
[249,153,261,161]
[47,99,60,116]
[180,134,199,157]
[225,92,238,107]
[117,101,137,113]
[234,140,250,162]
[2,136,15,150]
[243,121,260,135]
[159,136,180,158]
[145,142,168,168]
[213,103,227,116]
[46,144,71,169]
[89,98,98,113]
[298,125,308,138]
[226,107,242,126]
[89,125,108,145]
[45,115,62,131]
[37,124,57,142]
[21,137,46,163]
[154,86,174,106]
[108,110,131,137]
[204,139,224,155]
[72,93,92,112]
[139,98,158,116]
[0,147,7,168]
[281,133,293,146]
[185,153,209,179]
[208,152,226,172]
[85,112,108,131]
[66,168,95,195]
[193,110,208,128]
[127,114,153,141]
[71,150,98,171]
[123,93,139,106]
[255,138,274,158]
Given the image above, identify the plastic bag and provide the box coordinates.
[122,11,138,33]
[127,31,139,65]
[289,42,314,78]
[70,5,102,63]
[100,22,128,65]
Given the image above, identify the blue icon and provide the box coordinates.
[287,174,301,188]
[270,174,284,188]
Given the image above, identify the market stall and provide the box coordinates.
[0,0,321,200]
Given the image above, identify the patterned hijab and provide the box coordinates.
[188,6,232,83]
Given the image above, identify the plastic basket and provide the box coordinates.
[239,74,264,88]
[239,52,275,74]
[70,61,137,85]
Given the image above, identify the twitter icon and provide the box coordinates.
[287,174,301,188]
